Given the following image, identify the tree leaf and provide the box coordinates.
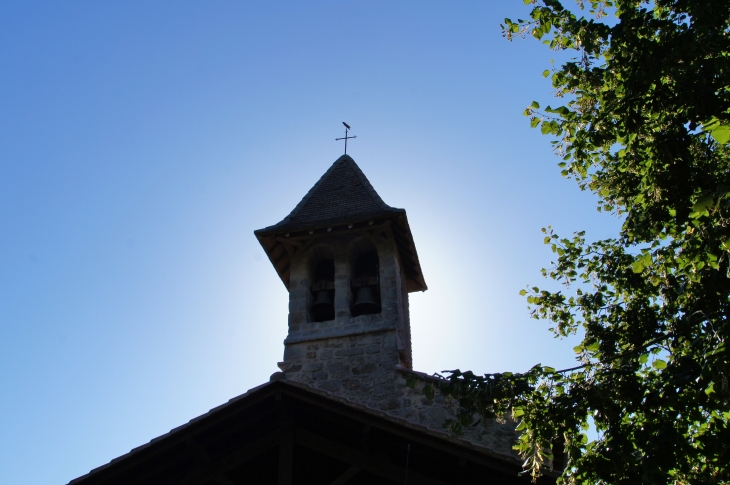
[705,117,730,144]
[585,341,599,352]
[423,384,434,401]
[692,195,714,214]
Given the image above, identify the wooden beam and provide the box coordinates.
[371,220,392,240]
[456,456,466,484]
[272,252,290,271]
[74,393,285,484]
[278,428,294,485]
[270,242,286,259]
[185,438,211,463]
[361,424,372,454]
[281,389,523,478]
[352,222,391,242]
[178,429,285,485]
[276,392,294,485]
[281,243,294,257]
[329,465,361,485]
[292,237,315,257]
[276,237,303,247]
[296,428,449,485]
[215,474,238,485]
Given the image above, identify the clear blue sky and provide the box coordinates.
[0,2,620,483]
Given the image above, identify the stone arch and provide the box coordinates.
[306,244,336,322]
[348,236,381,317]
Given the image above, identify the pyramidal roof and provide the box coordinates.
[256,155,403,234]
[254,155,426,292]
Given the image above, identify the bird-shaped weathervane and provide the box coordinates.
[336,122,357,154]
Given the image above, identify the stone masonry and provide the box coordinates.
[258,155,520,459]
[279,229,411,398]
[276,228,518,459]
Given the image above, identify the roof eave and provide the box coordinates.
[67,379,526,485]
[254,211,426,293]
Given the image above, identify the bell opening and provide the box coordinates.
[311,259,335,322]
[351,250,381,317]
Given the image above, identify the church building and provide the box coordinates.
[68,155,554,484]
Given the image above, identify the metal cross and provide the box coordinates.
[336,122,357,154]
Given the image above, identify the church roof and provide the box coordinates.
[67,378,538,485]
[254,155,427,292]
[255,154,404,234]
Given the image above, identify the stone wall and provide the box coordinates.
[388,371,520,458]
[281,228,410,366]
[282,330,401,406]
[279,330,518,458]
[276,227,519,459]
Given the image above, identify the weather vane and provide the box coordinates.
[336,122,357,155]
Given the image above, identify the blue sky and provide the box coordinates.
[0,2,620,483]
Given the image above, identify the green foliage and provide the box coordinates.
[423,383,435,401]
[439,1,730,483]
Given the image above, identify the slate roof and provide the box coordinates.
[255,155,404,235]
[254,155,427,292]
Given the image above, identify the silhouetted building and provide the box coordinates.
[68,155,553,485]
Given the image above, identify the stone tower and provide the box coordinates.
[254,155,427,407]
[67,155,521,485]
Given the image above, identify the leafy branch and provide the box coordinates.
[425,1,730,483]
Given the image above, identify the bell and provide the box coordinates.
[311,290,334,322]
[352,286,380,315]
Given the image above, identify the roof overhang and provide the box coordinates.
[68,379,541,485]
[254,212,427,293]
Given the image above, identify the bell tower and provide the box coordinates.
[254,155,426,403]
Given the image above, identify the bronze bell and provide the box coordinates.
[352,286,380,315]
[311,290,334,322]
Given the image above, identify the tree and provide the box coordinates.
[437,1,730,483]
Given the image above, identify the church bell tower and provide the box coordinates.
[254,155,426,404]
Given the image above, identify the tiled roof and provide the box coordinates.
[67,377,525,485]
[255,155,403,235]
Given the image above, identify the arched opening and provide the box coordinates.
[310,259,335,322]
[350,249,381,317]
